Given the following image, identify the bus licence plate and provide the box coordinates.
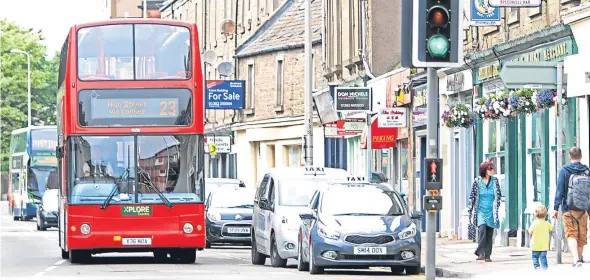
[122,238,152,246]
[228,227,250,234]
[353,247,386,255]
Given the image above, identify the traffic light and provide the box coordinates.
[412,0,463,68]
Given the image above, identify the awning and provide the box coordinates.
[360,115,398,149]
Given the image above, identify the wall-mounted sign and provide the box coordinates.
[378,108,408,128]
[360,115,398,150]
[206,80,245,110]
[334,87,372,112]
[204,136,231,153]
[470,0,501,26]
[324,119,366,138]
[488,0,541,7]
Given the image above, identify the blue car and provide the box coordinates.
[297,183,423,275]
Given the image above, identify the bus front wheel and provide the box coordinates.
[70,250,90,264]
[61,249,69,259]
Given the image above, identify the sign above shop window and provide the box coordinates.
[488,0,541,7]
[360,115,398,150]
[378,108,408,128]
[334,87,372,112]
[324,119,366,138]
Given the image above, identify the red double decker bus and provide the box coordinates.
[55,19,206,263]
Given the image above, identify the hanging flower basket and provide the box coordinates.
[508,89,537,115]
[474,91,512,121]
[534,89,556,110]
[442,104,476,128]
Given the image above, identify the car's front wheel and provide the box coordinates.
[405,265,421,275]
[270,235,287,267]
[251,233,266,265]
[297,237,309,271]
[308,243,324,274]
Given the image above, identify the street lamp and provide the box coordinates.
[10,49,31,127]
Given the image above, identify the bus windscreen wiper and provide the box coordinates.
[139,171,173,209]
[101,185,118,210]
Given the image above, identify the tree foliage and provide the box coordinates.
[1,19,59,171]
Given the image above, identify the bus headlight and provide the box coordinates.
[183,223,194,234]
[80,224,91,235]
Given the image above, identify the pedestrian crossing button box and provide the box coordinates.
[423,195,443,212]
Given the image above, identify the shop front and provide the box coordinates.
[469,24,578,246]
[231,118,326,188]
[564,5,590,167]
[439,69,474,240]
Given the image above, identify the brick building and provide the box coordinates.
[229,0,325,187]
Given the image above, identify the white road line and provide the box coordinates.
[43,266,57,272]
[32,271,45,278]
[53,260,66,266]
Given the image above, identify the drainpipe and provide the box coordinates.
[361,0,375,79]
[321,0,326,67]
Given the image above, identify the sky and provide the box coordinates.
[0,0,110,58]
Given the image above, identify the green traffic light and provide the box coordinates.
[427,35,449,58]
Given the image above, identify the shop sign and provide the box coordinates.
[470,0,501,26]
[508,40,572,63]
[378,108,407,128]
[360,116,398,149]
[334,87,372,112]
[412,85,427,108]
[446,72,465,92]
[478,63,500,82]
[413,107,427,127]
[324,119,365,138]
[488,0,541,7]
[204,136,231,153]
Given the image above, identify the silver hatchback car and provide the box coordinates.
[250,167,353,267]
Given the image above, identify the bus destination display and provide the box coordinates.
[91,98,180,119]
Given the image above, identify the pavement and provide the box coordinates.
[423,235,589,278]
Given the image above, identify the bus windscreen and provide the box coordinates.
[78,88,192,127]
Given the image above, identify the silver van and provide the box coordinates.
[250,167,352,267]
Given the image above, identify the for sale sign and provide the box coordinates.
[334,87,372,112]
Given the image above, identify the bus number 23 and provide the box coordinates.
[160,101,177,116]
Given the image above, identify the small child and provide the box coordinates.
[529,205,553,270]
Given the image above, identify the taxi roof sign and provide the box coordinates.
[303,167,326,176]
[346,176,366,182]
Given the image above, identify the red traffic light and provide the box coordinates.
[427,6,449,27]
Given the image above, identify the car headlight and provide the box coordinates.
[317,224,340,240]
[398,223,417,240]
[80,223,91,235]
[183,223,194,234]
[207,211,221,221]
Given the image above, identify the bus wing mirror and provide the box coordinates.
[56,146,64,159]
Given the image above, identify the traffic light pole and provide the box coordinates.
[425,67,439,280]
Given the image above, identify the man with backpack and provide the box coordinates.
[553,147,590,268]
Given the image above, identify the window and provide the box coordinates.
[77,24,191,80]
[68,135,203,204]
[276,59,284,106]
[247,62,255,109]
[286,145,302,167]
[321,187,405,216]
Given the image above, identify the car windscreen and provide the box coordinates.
[210,189,255,208]
[279,180,330,206]
[321,187,405,216]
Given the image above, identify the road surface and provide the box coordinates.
[0,201,424,279]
